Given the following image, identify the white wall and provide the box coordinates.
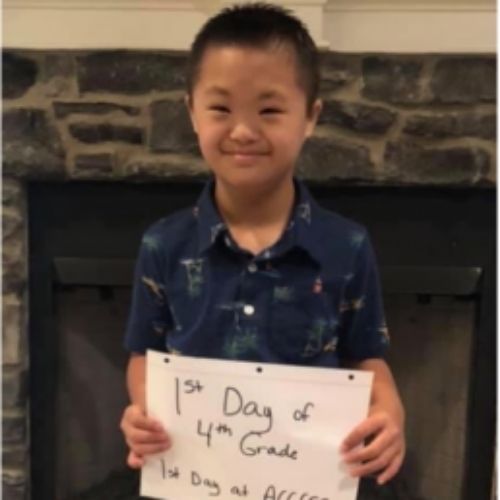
[3,0,497,53]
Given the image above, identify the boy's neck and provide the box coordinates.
[214,177,295,255]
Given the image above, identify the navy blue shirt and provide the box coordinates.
[125,179,389,367]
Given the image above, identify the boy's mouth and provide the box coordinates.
[231,154,266,165]
[222,150,269,165]
[223,150,268,156]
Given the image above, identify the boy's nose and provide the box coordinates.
[228,121,260,143]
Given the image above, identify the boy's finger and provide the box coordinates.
[127,428,171,446]
[343,426,399,463]
[347,443,400,478]
[125,411,166,433]
[341,414,387,452]
[127,450,145,469]
[132,442,171,456]
[376,451,404,485]
[137,419,165,432]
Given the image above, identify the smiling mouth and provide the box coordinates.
[223,151,268,156]
[224,152,268,166]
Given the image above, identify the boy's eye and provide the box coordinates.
[261,108,283,115]
[209,105,230,113]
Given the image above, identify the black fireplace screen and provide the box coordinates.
[28,182,496,500]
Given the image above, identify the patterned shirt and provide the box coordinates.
[124,179,389,367]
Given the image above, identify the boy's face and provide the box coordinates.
[187,45,321,193]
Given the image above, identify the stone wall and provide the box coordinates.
[1,49,496,500]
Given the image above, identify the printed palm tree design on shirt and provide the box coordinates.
[168,302,182,332]
[350,230,365,249]
[218,302,246,312]
[141,276,166,305]
[339,297,365,313]
[142,234,160,251]
[273,286,295,302]
[180,258,204,297]
[378,323,390,344]
[302,318,338,357]
[223,328,258,359]
[166,344,183,356]
[152,319,166,336]
[217,301,246,331]
[297,202,312,224]
[323,336,338,353]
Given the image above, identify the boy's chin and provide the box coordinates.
[214,170,293,194]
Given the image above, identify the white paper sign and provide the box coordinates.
[142,350,373,500]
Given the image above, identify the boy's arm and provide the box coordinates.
[341,358,405,485]
[353,358,404,425]
[121,353,171,468]
[121,227,173,468]
[127,353,147,409]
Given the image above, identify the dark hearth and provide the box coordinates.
[68,468,140,500]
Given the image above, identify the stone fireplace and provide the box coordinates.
[2,47,496,500]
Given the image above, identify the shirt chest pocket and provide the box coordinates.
[268,284,339,363]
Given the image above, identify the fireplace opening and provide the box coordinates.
[28,181,495,500]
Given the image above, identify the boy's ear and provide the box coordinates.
[184,94,198,134]
[305,99,323,138]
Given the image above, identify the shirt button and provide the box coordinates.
[243,304,255,316]
[247,262,258,273]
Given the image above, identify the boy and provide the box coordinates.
[120,2,405,488]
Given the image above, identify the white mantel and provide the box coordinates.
[2,0,496,53]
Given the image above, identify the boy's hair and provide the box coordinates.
[186,2,320,113]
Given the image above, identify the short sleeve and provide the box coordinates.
[124,231,173,354]
[336,230,389,361]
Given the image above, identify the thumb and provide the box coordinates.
[127,450,145,469]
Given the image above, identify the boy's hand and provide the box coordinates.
[341,404,405,485]
[120,403,171,469]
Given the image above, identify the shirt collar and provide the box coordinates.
[194,178,324,263]
[195,179,228,255]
